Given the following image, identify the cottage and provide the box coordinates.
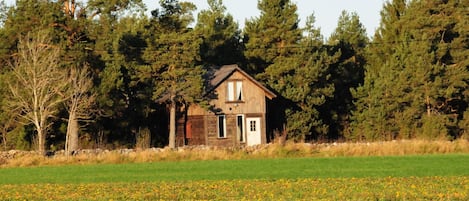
[176,64,276,147]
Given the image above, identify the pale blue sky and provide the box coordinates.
[4,0,385,38]
[143,0,386,38]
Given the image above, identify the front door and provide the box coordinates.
[246,117,261,146]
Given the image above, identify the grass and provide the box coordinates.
[2,139,469,168]
[0,154,468,184]
[1,154,468,200]
[0,154,468,200]
[1,141,469,200]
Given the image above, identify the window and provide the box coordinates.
[217,115,226,138]
[237,115,245,142]
[236,81,243,101]
[227,81,243,101]
[250,120,257,132]
[227,82,234,101]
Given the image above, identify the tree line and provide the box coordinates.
[0,0,467,153]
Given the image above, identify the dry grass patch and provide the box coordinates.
[318,139,469,157]
[1,139,468,168]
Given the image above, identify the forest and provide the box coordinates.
[0,0,467,154]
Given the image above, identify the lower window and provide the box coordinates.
[217,115,226,138]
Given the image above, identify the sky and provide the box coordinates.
[4,0,386,38]
[143,0,385,38]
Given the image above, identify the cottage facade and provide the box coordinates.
[176,64,276,147]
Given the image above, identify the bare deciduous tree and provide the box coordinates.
[7,31,68,153]
[64,65,95,155]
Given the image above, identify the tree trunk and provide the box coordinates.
[426,95,432,116]
[136,126,151,150]
[65,111,79,155]
[169,100,176,149]
[36,127,46,154]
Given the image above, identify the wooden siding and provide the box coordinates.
[187,116,206,146]
[175,116,206,146]
[188,71,268,117]
[206,115,239,147]
[177,67,274,147]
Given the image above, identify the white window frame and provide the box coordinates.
[217,115,227,138]
[227,80,243,102]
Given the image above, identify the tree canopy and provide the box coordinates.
[0,0,468,151]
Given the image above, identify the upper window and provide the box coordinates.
[227,81,243,102]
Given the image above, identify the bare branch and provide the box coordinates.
[5,30,68,153]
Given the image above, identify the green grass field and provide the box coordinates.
[1,154,468,200]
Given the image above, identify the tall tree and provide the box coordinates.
[0,0,68,150]
[83,0,145,147]
[195,0,242,66]
[6,31,68,153]
[0,0,63,66]
[245,0,336,141]
[243,0,302,74]
[260,15,336,141]
[324,11,368,139]
[351,0,469,140]
[64,65,95,155]
[143,0,204,148]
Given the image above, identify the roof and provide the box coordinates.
[206,64,276,100]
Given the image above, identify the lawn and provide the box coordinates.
[0,154,468,200]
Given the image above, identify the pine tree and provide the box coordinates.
[325,11,368,140]
[254,12,336,141]
[351,0,469,141]
[0,0,63,65]
[84,0,146,147]
[243,0,302,74]
[143,0,204,148]
[195,0,242,66]
[401,0,469,139]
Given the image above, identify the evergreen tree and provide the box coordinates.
[243,0,302,74]
[351,0,469,141]
[249,3,336,141]
[195,0,242,66]
[84,0,146,147]
[324,11,368,140]
[0,0,63,65]
[402,0,469,139]
[0,72,18,150]
[143,0,204,148]
[350,0,408,141]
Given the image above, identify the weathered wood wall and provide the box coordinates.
[180,70,271,147]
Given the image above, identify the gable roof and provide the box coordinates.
[206,64,276,100]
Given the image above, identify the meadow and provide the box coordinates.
[0,154,468,200]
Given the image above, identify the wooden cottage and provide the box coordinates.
[176,64,276,147]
